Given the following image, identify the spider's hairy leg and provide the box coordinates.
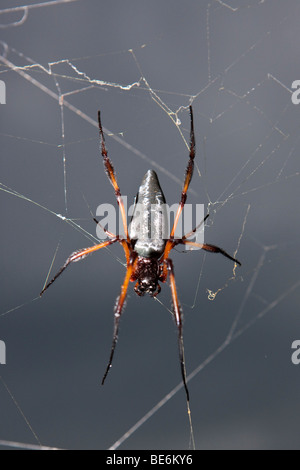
[160,213,210,273]
[170,105,195,239]
[182,213,210,241]
[183,240,241,266]
[93,217,131,264]
[97,111,130,243]
[102,254,138,385]
[165,258,190,402]
[160,239,178,281]
[40,238,119,296]
[93,217,116,239]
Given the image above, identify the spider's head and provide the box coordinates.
[135,278,159,297]
[134,256,161,297]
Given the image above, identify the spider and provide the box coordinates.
[40,106,241,401]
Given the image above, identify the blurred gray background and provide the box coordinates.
[1,0,300,450]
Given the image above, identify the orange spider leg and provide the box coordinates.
[181,213,210,241]
[170,106,195,239]
[40,238,120,296]
[94,217,131,265]
[160,106,195,280]
[182,240,241,265]
[98,111,130,243]
[165,258,189,401]
[102,254,138,384]
[160,239,177,281]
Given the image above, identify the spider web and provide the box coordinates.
[1,0,300,450]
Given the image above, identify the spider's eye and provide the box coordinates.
[138,278,156,294]
[140,279,149,290]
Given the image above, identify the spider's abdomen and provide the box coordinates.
[129,170,168,258]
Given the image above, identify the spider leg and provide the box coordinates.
[102,254,138,385]
[182,213,210,241]
[165,258,190,402]
[93,217,116,239]
[170,105,195,239]
[40,238,119,296]
[93,217,131,264]
[182,240,241,266]
[160,106,195,279]
[98,111,130,243]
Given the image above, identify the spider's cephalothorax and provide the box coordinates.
[133,256,161,297]
[40,107,241,402]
